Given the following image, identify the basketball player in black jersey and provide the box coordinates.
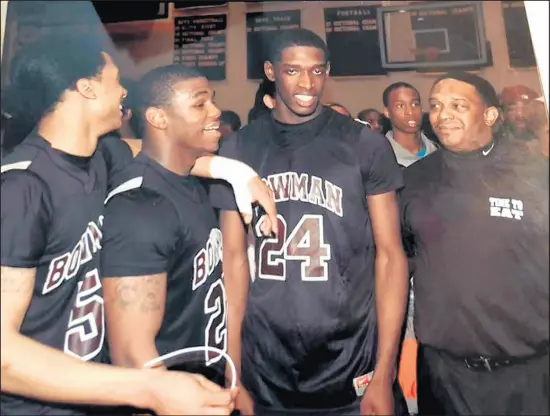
[100,65,267,380]
[209,29,409,415]
[1,34,276,416]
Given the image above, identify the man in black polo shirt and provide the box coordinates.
[400,71,549,415]
[209,29,409,416]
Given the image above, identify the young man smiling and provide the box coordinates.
[383,82,438,168]
[210,29,409,416]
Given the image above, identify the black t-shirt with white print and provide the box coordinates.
[400,138,549,357]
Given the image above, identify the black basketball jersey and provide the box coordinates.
[101,153,227,375]
[209,108,403,409]
[0,134,132,415]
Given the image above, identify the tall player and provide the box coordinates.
[1,34,275,416]
[100,65,273,379]
[209,29,409,415]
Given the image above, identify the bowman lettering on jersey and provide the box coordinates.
[208,108,403,410]
[265,172,343,217]
[44,216,103,294]
[193,229,223,291]
[101,153,227,371]
[0,135,132,415]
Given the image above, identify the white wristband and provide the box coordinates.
[209,156,257,186]
[209,156,259,216]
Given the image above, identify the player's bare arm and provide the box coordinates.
[220,210,255,414]
[363,191,409,414]
[122,138,276,234]
[0,265,147,406]
[0,266,236,414]
[368,191,408,377]
[103,273,167,369]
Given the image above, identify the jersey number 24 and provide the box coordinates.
[258,214,331,281]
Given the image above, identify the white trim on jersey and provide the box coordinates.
[104,176,143,205]
[1,160,32,173]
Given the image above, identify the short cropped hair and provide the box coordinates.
[434,71,499,108]
[267,28,329,65]
[357,108,381,121]
[132,64,205,137]
[220,110,242,132]
[382,82,421,107]
[2,34,106,133]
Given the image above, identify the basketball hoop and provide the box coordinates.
[424,47,440,62]
[411,47,440,62]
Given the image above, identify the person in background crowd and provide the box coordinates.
[357,108,383,134]
[500,85,540,142]
[220,110,242,138]
[325,102,351,117]
[383,82,438,168]
[210,28,408,416]
[117,77,138,139]
[421,112,439,145]
[247,78,276,124]
[401,71,548,416]
[526,96,549,158]
[381,113,393,135]
[382,82,438,415]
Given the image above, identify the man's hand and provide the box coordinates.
[241,176,277,236]
[235,384,254,415]
[147,371,238,415]
[360,376,394,416]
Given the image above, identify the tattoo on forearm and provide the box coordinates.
[0,267,34,294]
[141,276,162,313]
[113,276,163,313]
[114,281,139,309]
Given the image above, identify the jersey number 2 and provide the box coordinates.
[204,278,227,366]
[64,269,105,361]
[259,214,331,281]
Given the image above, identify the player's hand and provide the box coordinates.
[240,176,278,236]
[360,375,394,416]
[235,384,255,415]
[146,371,238,415]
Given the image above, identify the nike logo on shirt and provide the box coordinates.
[482,142,495,156]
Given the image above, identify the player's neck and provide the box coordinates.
[392,129,423,154]
[142,141,196,176]
[38,107,100,157]
[273,101,323,125]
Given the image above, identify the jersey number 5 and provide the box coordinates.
[258,214,331,281]
[64,269,105,361]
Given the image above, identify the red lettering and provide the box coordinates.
[43,253,69,294]
[193,249,207,290]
